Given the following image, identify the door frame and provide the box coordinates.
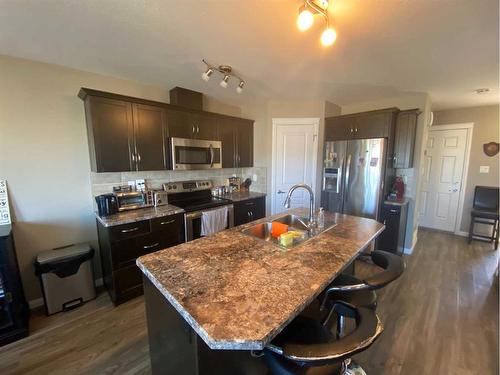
[271,118,319,214]
[421,122,474,234]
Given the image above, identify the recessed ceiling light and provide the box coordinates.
[474,88,490,95]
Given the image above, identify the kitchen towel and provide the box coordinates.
[200,206,228,236]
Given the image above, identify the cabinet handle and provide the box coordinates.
[393,155,398,167]
[245,202,255,206]
[390,209,398,213]
[137,153,141,162]
[121,227,139,233]
[355,127,358,132]
[131,153,136,162]
[160,219,175,225]
[143,242,160,250]
[250,211,254,220]
[350,128,353,133]
[192,125,196,134]
[197,125,200,134]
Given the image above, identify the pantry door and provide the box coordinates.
[419,126,471,232]
[272,118,319,214]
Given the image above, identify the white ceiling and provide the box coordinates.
[0,0,498,110]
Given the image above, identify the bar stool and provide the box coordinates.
[265,301,383,375]
[468,186,499,250]
[320,251,405,311]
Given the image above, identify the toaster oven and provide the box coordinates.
[115,191,153,211]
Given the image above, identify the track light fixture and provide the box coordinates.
[297,0,337,47]
[201,59,245,94]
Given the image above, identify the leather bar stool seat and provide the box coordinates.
[265,301,383,375]
[320,251,405,312]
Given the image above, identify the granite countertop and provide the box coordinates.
[95,205,185,227]
[137,208,384,350]
[384,198,410,206]
[219,191,266,202]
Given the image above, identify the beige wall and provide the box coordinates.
[433,105,500,232]
[341,93,432,250]
[0,54,245,303]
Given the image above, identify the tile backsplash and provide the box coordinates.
[90,167,267,197]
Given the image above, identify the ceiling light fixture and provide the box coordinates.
[297,0,337,47]
[201,59,246,94]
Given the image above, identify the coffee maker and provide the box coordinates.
[95,194,119,216]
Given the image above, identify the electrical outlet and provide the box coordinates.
[252,174,258,182]
[479,166,490,174]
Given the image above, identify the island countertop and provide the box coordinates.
[136,208,384,350]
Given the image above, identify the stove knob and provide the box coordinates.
[168,186,172,190]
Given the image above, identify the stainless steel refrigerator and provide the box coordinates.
[320,138,388,219]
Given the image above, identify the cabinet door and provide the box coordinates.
[354,112,392,139]
[325,117,354,141]
[166,109,193,139]
[234,197,265,225]
[86,96,134,172]
[247,197,265,220]
[133,104,167,171]
[377,205,400,253]
[217,118,237,168]
[195,114,218,140]
[151,213,185,247]
[393,110,418,169]
[236,119,254,167]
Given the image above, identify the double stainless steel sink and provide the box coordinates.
[240,214,336,249]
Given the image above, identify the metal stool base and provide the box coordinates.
[343,359,367,375]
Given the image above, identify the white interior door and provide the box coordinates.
[419,128,468,231]
[272,119,318,214]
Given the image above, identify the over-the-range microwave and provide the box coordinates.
[170,137,222,170]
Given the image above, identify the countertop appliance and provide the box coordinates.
[170,137,222,170]
[115,191,153,211]
[0,225,29,347]
[320,138,387,219]
[164,180,233,241]
[153,191,169,207]
[95,194,119,217]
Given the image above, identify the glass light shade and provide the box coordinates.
[236,81,244,94]
[297,8,314,31]
[220,75,229,88]
[321,27,337,46]
[201,68,213,81]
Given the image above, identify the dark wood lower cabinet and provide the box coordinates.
[234,197,266,226]
[376,202,408,254]
[97,213,185,305]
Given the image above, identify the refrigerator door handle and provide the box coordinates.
[344,154,352,202]
[337,158,343,194]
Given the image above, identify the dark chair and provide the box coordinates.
[265,301,383,375]
[320,251,405,310]
[468,186,499,249]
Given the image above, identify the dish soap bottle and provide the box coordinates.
[317,207,325,230]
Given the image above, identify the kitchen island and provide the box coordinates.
[137,208,384,374]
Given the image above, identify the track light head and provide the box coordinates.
[297,5,314,31]
[220,75,230,88]
[236,81,245,94]
[201,68,213,82]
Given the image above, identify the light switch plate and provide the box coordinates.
[479,166,490,174]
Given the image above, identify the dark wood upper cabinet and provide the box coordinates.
[236,119,254,168]
[166,109,192,139]
[393,109,420,169]
[217,118,237,168]
[132,104,167,171]
[79,88,254,172]
[325,108,398,141]
[82,96,134,172]
[217,118,254,168]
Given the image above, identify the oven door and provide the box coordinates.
[185,205,234,241]
[170,138,222,170]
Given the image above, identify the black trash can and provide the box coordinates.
[35,243,96,315]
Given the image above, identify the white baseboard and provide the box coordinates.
[28,277,104,310]
[403,241,416,255]
[455,230,469,237]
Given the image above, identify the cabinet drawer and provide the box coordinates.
[151,213,185,247]
[109,220,150,242]
[112,233,163,269]
[383,205,401,216]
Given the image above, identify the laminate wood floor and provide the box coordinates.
[0,229,497,374]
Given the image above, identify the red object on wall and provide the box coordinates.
[393,177,405,199]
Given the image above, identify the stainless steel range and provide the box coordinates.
[164,180,234,241]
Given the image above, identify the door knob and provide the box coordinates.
[277,190,286,194]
